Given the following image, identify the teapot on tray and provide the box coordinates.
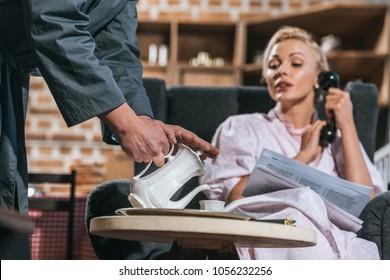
[128,143,210,209]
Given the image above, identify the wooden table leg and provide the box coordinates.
[169,239,240,260]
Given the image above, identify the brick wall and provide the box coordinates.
[26,77,134,194]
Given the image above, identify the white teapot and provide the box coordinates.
[128,143,210,209]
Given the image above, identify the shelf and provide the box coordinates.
[137,22,171,63]
[142,63,169,69]
[142,64,169,81]
[137,3,389,106]
[245,4,388,64]
[178,63,235,71]
[328,55,388,107]
[177,22,236,65]
[241,63,262,73]
[178,64,238,86]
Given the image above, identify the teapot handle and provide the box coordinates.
[133,141,175,180]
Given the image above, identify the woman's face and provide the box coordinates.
[264,39,319,106]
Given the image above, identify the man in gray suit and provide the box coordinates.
[0,0,218,259]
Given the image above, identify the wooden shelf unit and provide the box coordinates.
[137,3,389,106]
[138,19,240,86]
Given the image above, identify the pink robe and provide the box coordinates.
[200,104,385,260]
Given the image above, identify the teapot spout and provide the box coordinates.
[166,184,210,209]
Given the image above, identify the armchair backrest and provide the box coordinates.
[143,78,168,123]
[346,81,379,162]
[167,86,239,142]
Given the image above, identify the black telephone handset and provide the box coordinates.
[318,71,340,147]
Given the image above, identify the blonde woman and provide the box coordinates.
[200,26,385,259]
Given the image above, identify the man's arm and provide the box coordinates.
[21,0,218,164]
[21,0,129,126]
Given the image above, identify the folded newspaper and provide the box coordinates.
[243,148,372,232]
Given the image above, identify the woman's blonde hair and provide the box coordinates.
[261,26,329,78]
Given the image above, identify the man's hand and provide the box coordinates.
[99,103,219,167]
[99,103,169,167]
[157,122,219,160]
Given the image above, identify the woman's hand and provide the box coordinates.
[294,120,326,164]
[325,88,374,189]
[325,88,354,131]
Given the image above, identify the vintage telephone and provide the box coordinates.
[318,71,340,147]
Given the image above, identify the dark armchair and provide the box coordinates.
[86,78,389,259]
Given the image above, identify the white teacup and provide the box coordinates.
[199,200,225,212]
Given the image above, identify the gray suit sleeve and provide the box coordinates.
[21,0,153,128]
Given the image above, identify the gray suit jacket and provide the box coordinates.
[0,0,152,212]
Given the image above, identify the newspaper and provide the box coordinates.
[243,149,372,232]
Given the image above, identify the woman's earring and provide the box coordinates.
[314,82,323,102]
